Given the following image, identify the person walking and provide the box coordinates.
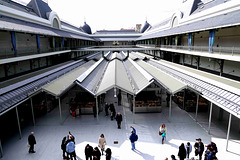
[104,102,109,116]
[85,144,93,160]
[159,123,167,144]
[178,143,187,160]
[61,136,67,159]
[115,112,123,129]
[92,147,101,160]
[129,126,138,150]
[194,138,204,160]
[28,132,36,153]
[66,139,76,160]
[109,103,116,120]
[185,142,192,159]
[98,134,107,155]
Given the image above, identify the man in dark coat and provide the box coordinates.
[61,136,67,159]
[92,147,101,160]
[115,112,123,129]
[28,132,36,153]
[129,126,137,150]
[105,148,112,160]
[104,102,109,116]
[85,144,93,160]
[194,138,204,160]
[109,103,116,120]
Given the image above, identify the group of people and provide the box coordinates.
[104,102,123,129]
[61,132,77,160]
[104,102,116,121]
[84,134,112,160]
[166,138,218,160]
[61,132,112,160]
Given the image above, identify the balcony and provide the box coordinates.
[0,47,71,59]
[137,44,240,57]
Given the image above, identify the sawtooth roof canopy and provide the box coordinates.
[75,52,155,96]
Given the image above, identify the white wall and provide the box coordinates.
[16,33,37,53]
[194,31,209,46]
[223,60,240,76]
[215,27,240,48]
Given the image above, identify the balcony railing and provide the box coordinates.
[137,44,240,56]
[0,47,71,59]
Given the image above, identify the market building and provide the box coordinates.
[0,0,240,159]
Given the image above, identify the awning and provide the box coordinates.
[136,60,187,94]
[75,52,155,96]
[42,60,96,97]
[147,59,240,118]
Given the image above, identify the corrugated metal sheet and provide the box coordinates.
[43,60,95,96]
[0,15,94,41]
[136,60,187,94]
[124,58,153,94]
[81,59,108,94]
[138,10,240,40]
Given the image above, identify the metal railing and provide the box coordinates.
[0,47,71,59]
[137,44,240,56]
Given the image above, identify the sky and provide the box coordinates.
[14,0,182,33]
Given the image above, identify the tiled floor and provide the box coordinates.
[1,93,240,160]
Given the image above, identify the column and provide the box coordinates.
[95,96,99,121]
[208,102,213,134]
[58,98,62,124]
[30,98,35,126]
[195,94,199,121]
[15,107,22,139]
[133,96,136,124]
[10,31,17,56]
[169,95,172,120]
[36,34,40,53]
[188,33,192,50]
[209,29,216,53]
[0,139,3,158]
[226,113,232,151]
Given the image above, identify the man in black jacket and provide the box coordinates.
[85,144,93,160]
[115,112,123,129]
[28,132,36,153]
[194,138,204,160]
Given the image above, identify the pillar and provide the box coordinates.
[30,98,35,126]
[208,102,213,134]
[133,96,136,124]
[15,107,22,139]
[58,97,62,124]
[226,113,232,151]
[195,94,199,121]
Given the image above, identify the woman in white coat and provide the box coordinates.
[98,134,107,155]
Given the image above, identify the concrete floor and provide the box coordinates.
[1,93,240,160]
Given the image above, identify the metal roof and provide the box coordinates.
[147,59,240,118]
[136,60,187,94]
[75,52,155,96]
[137,9,240,40]
[0,53,101,115]
[0,15,94,41]
[42,60,95,97]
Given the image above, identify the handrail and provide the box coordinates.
[137,44,240,56]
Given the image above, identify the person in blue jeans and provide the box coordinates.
[159,123,167,144]
[66,138,76,160]
[129,126,137,150]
